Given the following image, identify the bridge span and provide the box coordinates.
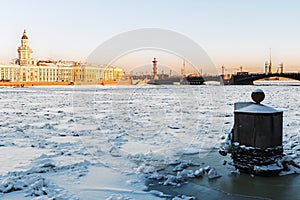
[221,73,300,85]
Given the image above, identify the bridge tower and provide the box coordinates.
[222,65,225,75]
[279,62,284,74]
[265,61,269,75]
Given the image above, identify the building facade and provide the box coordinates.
[0,64,123,84]
[0,31,122,84]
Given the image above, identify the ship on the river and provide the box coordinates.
[147,74,205,85]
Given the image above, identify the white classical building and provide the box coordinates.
[0,30,122,84]
[0,64,74,82]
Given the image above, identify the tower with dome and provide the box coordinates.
[17,30,36,66]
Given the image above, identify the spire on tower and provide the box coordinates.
[21,29,28,39]
[269,48,273,74]
[181,58,186,77]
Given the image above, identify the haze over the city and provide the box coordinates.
[1,0,300,74]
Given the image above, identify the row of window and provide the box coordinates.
[0,67,123,82]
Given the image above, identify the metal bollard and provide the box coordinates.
[220,89,287,175]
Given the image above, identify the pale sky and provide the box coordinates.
[1,0,300,74]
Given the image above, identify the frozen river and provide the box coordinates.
[0,85,299,199]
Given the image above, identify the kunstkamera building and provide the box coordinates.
[0,30,123,85]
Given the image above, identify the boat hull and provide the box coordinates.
[147,76,204,85]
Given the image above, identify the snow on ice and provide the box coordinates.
[0,86,299,199]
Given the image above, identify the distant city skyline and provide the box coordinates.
[1,0,300,74]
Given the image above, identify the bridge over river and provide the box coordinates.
[221,73,300,85]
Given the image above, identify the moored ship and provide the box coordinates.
[147,75,204,85]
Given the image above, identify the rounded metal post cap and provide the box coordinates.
[251,89,265,104]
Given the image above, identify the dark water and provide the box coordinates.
[147,151,300,200]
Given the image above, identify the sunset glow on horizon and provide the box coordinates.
[1,0,300,73]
